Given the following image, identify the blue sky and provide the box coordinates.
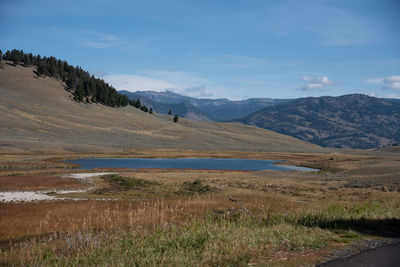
[1,0,399,100]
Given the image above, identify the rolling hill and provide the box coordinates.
[0,62,323,153]
[120,90,291,121]
[233,94,400,149]
[119,91,211,121]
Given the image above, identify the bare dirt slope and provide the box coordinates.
[0,63,324,153]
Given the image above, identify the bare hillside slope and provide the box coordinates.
[0,63,324,153]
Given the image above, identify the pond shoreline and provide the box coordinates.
[67,158,319,172]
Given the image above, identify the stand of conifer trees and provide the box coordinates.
[1,49,149,111]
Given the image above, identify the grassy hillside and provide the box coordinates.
[0,62,323,153]
[120,90,211,121]
[234,94,400,149]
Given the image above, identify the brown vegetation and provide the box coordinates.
[0,175,82,190]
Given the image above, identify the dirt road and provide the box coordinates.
[318,242,400,267]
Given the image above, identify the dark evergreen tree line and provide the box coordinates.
[127,98,150,113]
[1,49,151,110]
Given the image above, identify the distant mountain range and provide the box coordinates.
[233,94,400,149]
[119,90,291,121]
[120,91,400,149]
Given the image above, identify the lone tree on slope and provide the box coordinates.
[173,114,179,123]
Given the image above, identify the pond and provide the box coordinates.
[67,158,318,172]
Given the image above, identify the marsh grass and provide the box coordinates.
[2,199,399,266]
[1,216,331,266]
[177,179,212,195]
[105,174,159,190]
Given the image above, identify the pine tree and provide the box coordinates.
[135,99,141,108]
[173,114,179,123]
[4,50,10,61]
[36,61,46,76]
[22,54,31,66]
[12,55,18,65]
[141,105,149,112]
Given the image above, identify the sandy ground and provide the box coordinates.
[0,172,118,202]
[0,191,58,202]
[62,172,118,179]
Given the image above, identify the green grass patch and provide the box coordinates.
[177,179,212,195]
[5,218,332,266]
[94,175,160,195]
[108,174,158,188]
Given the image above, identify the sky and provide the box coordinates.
[1,0,399,100]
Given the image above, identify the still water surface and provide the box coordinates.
[68,158,318,172]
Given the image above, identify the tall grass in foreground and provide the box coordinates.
[2,200,399,266]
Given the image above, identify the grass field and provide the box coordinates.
[1,150,399,266]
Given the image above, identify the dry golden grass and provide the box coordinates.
[0,192,296,241]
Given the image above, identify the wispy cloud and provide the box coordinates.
[79,31,122,49]
[300,75,334,91]
[365,77,384,84]
[181,86,213,98]
[365,75,400,91]
[102,74,174,92]
[364,75,400,98]
[102,70,230,99]
[196,53,267,70]
[265,3,389,46]
[50,28,138,50]
[383,75,400,91]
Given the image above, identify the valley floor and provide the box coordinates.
[1,149,399,266]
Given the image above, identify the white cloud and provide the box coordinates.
[140,70,209,88]
[265,3,389,46]
[51,28,138,50]
[79,31,122,49]
[300,75,333,91]
[92,71,107,78]
[196,54,267,70]
[102,71,231,99]
[365,78,384,84]
[181,86,213,98]
[383,93,400,99]
[102,74,175,92]
[383,75,400,91]
[302,75,332,84]
[365,75,400,92]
